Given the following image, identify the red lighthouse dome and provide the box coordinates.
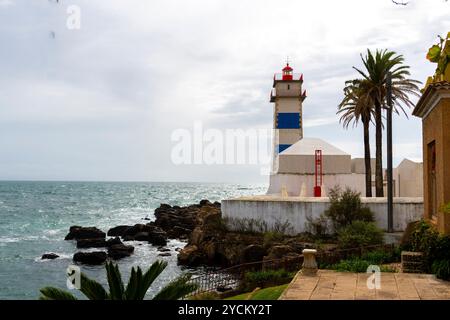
[282,63,293,80]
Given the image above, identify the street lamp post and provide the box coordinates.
[386,72,394,233]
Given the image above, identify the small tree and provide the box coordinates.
[39,260,197,300]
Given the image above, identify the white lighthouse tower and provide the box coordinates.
[270,63,306,170]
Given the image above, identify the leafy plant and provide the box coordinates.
[328,258,396,273]
[337,221,383,249]
[426,34,450,79]
[432,260,450,281]
[239,269,295,292]
[39,260,197,300]
[408,219,450,274]
[325,186,374,231]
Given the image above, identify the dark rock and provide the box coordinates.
[106,237,123,246]
[76,236,123,248]
[178,245,204,266]
[169,226,192,239]
[158,253,171,257]
[148,230,167,246]
[241,244,266,263]
[134,232,150,241]
[123,224,149,237]
[73,251,107,265]
[158,247,171,252]
[159,203,172,210]
[266,245,295,259]
[123,235,135,241]
[107,244,134,260]
[77,238,107,248]
[107,225,132,237]
[41,253,59,260]
[65,226,106,240]
[199,199,212,206]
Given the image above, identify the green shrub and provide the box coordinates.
[263,231,284,247]
[407,219,450,274]
[239,269,295,292]
[325,186,375,231]
[410,219,439,254]
[327,258,396,273]
[432,260,450,281]
[337,221,383,249]
[361,248,401,264]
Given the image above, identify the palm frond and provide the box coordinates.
[105,262,125,300]
[39,287,78,300]
[80,273,108,300]
[153,274,198,300]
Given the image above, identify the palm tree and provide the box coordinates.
[39,260,198,300]
[338,79,375,197]
[353,49,420,197]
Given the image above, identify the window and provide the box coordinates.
[427,141,437,219]
[287,84,290,90]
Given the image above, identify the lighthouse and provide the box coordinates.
[270,63,306,166]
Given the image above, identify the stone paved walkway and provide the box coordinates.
[279,270,450,300]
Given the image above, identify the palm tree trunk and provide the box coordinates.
[375,99,384,197]
[363,117,372,197]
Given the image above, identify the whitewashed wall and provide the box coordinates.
[222,196,424,234]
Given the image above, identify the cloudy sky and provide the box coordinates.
[0,0,449,183]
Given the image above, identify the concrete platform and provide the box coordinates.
[279,270,450,300]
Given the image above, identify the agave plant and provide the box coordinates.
[39,260,197,300]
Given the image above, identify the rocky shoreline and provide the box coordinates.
[42,199,328,267]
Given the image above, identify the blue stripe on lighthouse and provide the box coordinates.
[277,144,291,154]
[277,113,300,129]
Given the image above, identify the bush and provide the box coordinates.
[410,219,439,254]
[432,260,450,281]
[407,219,450,275]
[263,231,284,247]
[325,186,374,231]
[337,221,383,249]
[239,269,295,292]
[361,248,401,264]
[328,258,396,273]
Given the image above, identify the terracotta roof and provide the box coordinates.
[413,81,450,118]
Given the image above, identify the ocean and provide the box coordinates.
[0,181,267,300]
